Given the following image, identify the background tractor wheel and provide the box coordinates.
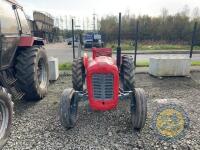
[59,88,78,129]
[121,55,135,91]
[131,88,147,130]
[0,87,13,149]
[15,46,49,101]
[72,58,85,91]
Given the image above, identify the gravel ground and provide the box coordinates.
[3,72,200,150]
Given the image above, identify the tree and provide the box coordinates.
[86,17,90,31]
[161,8,168,22]
[99,5,196,44]
[181,5,190,17]
[192,7,200,21]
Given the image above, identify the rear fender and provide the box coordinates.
[18,36,45,47]
[92,48,112,59]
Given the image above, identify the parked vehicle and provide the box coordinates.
[0,0,49,148]
[83,32,104,48]
[67,38,72,45]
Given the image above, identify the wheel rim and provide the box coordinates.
[37,58,48,89]
[131,92,137,124]
[0,99,9,139]
[70,94,78,122]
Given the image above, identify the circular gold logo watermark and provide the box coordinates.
[152,103,189,141]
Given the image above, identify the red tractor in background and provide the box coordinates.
[59,13,147,130]
[0,0,49,148]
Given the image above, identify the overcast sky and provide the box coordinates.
[17,0,200,29]
[18,0,200,16]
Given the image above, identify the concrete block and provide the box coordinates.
[149,56,191,77]
[48,57,59,81]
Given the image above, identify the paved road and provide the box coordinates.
[46,43,200,64]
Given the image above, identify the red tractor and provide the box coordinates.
[59,13,147,130]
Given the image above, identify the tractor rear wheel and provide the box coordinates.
[131,88,147,130]
[72,58,85,91]
[59,88,78,129]
[121,55,135,91]
[15,46,49,101]
[0,87,13,149]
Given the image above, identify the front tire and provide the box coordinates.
[0,87,13,149]
[15,46,49,101]
[131,88,147,130]
[59,88,78,129]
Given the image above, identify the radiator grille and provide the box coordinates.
[92,74,114,100]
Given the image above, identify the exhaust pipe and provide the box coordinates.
[117,12,121,69]
[0,21,3,55]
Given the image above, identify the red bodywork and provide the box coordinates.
[18,36,45,47]
[84,48,119,111]
[92,48,112,59]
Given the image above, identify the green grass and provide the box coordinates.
[106,41,200,51]
[139,44,190,50]
[106,41,134,50]
[191,61,200,66]
[59,60,200,70]
[136,60,149,67]
[59,63,72,70]
[58,61,150,70]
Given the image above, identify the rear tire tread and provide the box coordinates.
[15,46,49,100]
[59,88,78,129]
[121,55,135,91]
[0,86,13,149]
[132,88,147,130]
[72,58,84,91]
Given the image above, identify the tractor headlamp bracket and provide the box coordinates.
[119,91,133,101]
[74,90,133,103]
[74,91,88,102]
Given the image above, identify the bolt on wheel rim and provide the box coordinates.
[70,94,78,121]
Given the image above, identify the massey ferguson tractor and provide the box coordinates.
[0,0,49,148]
[59,13,147,131]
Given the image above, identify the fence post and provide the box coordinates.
[134,20,139,67]
[78,33,82,58]
[72,19,75,59]
[190,22,198,58]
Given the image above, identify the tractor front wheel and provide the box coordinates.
[0,87,13,149]
[59,88,78,129]
[131,88,147,130]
